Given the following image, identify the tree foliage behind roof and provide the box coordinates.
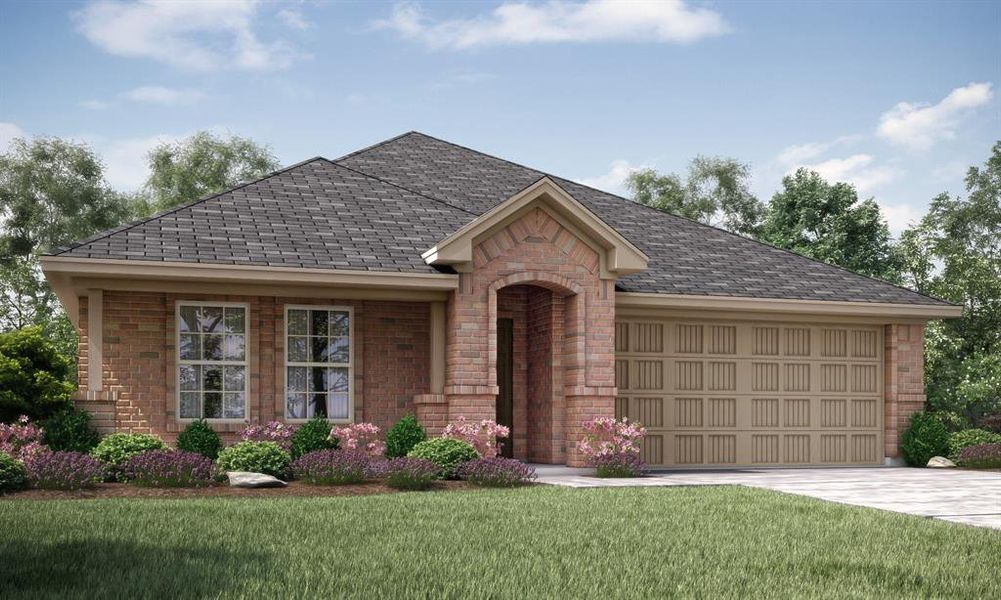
[140,131,280,213]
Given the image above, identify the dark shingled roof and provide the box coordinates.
[51,132,950,306]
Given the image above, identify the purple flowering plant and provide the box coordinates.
[23,451,104,490]
[291,449,381,485]
[241,421,297,451]
[457,457,536,487]
[383,457,438,490]
[122,450,214,487]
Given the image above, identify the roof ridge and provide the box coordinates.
[48,156,330,256]
[324,159,480,219]
[331,130,420,163]
[357,131,953,307]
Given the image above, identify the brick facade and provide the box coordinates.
[884,323,926,459]
[443,207,617,466]
[78,291,431,444]
[72,209,929,466]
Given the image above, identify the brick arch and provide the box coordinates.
[487,271,584,297]
[486,272,587,391]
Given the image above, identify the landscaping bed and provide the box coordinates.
[1,479,473,500]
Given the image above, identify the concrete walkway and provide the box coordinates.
[534,465,1001,530]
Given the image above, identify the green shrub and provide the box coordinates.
[385,415,427,458]
[216,441,291,478]
[407,438,478,479]
[91,433,168,478]
[948,429,1001,460]
[176,420,223,459]
[290,417,335,460]
[0,452,28,494]
[0,326,75,423]
[42,408,101,452]
[901,412,949,467]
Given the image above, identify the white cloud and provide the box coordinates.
[578,159,647,195]
[791,154,901,194]
[74,0,300,71]
[0,122,25,153]
[277,8,311,30]
[124,85,203,106]
[776,135,862,166]
[879,202,923,236]
[84,132,184,191]
[374,0,728,50]
[877,82,994,150]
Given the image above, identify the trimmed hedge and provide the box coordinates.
[217,441,291,479]
[176,420,223,459]
[385,415,427,458]
[901,412,949,467]
[0,451,27,493]
[407,438,478,479]
[948,429,1001,460]
[91,433,168,479]
[290,417,336,460]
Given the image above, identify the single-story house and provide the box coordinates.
[41,132,961,467]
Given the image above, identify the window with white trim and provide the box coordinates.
[177,303,248,420]
[285,306,352,420]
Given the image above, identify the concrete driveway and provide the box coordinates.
[535,466,1001,530]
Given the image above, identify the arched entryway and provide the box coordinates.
[489,273,583,464]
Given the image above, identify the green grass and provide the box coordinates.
[2,486,999,598]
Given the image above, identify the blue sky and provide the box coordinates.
[1,0,998,234]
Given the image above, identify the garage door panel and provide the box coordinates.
[618,317,883,467]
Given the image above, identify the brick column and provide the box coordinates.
[884,323,926,460]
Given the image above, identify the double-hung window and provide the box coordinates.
[285,306,352,421]
[177,302,249,420]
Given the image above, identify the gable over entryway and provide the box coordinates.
[418,178,637,466]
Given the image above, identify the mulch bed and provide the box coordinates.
[2,480,474,501]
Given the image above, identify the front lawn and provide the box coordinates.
[2,486,998,598]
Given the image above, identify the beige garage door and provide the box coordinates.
[614,318,884,467]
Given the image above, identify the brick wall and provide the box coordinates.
[884,323,926,459]
[77,291,431,444]
[445,207,617,466]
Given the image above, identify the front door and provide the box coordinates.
[496,318,514,458]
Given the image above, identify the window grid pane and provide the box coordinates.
[286,308,351,419]
[179,304,248,420]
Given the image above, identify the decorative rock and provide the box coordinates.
[227,471,287,488]
[927,456,956,468]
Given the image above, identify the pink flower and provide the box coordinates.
[442,416,510,457]
[0,417,45,461]
[330,423,386,457]
[240,421,296,450]
[576,417,646,460]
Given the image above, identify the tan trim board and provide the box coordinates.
[86,289,102,392]
[615,292,962,320]
[40,256,459,289]
[72,277,451,302]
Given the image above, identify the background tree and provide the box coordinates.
[899,142,1001,427]
[139,132,280,213]
[627,156,763,236]
[0,138,135,362]
[758,168,901,283]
